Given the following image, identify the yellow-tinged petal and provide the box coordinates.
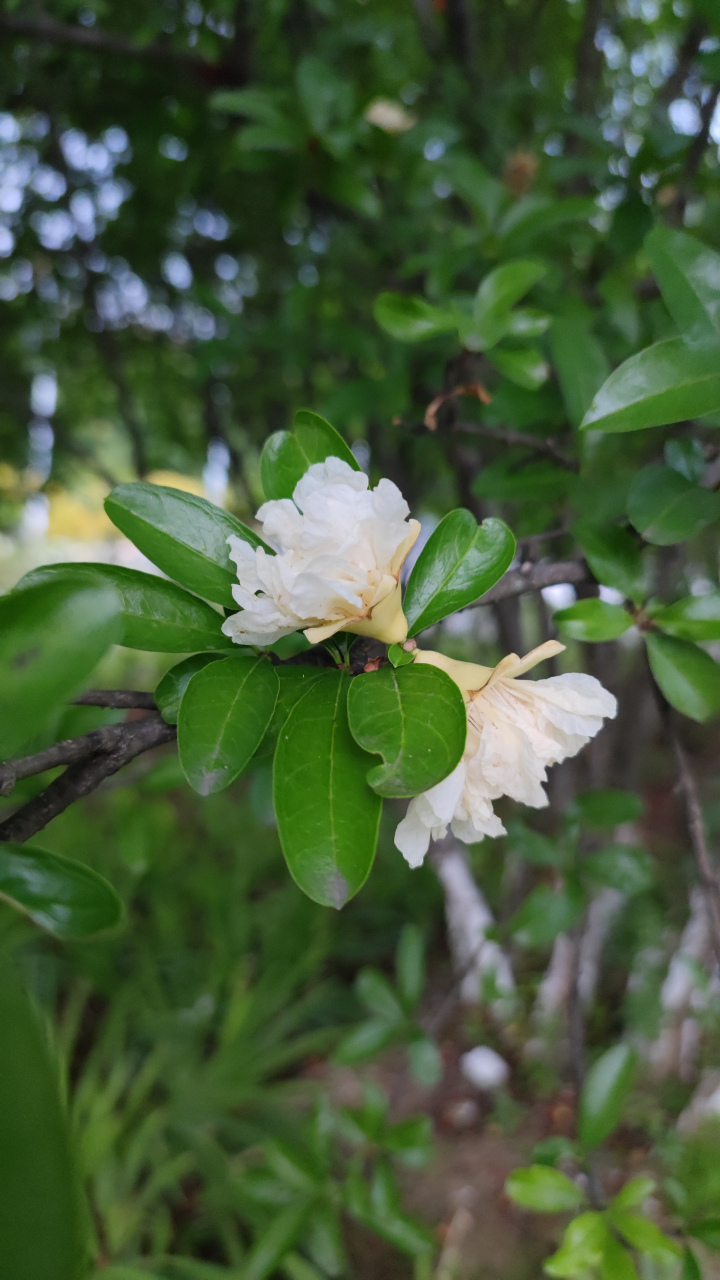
[389,518,421,578]
[413,649,494,695]
[345,579,409,644]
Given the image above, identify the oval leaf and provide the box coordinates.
[645,226,720,341]
[627,464,720,546]
[0,959,85,1280]
[274,672,382,908]
[646,632,720,723]
[579,1043,636,1150]
[0,842,123,939]
[347,663,467,797]
[470,259,548,350]
[0,579,121,759]
[573,523,646,602]
[155,653,227,723]
[506,1165,586,1213]
[178,655,279,794]
[404,511,515,636]
[581,336,720,434]
[260,409,359,501]
[488,345,549,389]
[105,482,268,607]
[373,292,456,342]
[652,592,720,641]
[554,598,632,642]
[14,563,232,652]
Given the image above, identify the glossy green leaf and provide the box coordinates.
[505,1165,586,1213]
[0,959,85,1280]
[573,523,646,602]
[260,409,359,501]
[14,562,232,652]
[178,655,279,794]
[155,653,227,723]
[574,788,644,829]
[373,292,456,342]
[579,1043,636,1150]
[554,598,632,641]
[610,1211,682,1261]
[0,579,121,759]
[488,345,549,389]
[467,259,548,350]
[274,672,382,907]
[256,665,335,759]
[105,482,267,607]
[581,336,720,433]
[551,318,610,427]
[0,842,123,938]
[387,643,415,668]
[627,464,720,546]
[646,226,720,340]
[403,510,515,635]
[544,1212,609,1277]
[652,593,720,641]
[347,663,467,797]
[396,923,425,1009]
[584,845,655,896]
[646,632,720,723]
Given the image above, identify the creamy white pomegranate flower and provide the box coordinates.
[394,640,617,868]
[222,456,420,648]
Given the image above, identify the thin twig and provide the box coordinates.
[0,13,205,68]
[0,716,176,845]
[0,724,131,797]
[455,421,577,470]
[73,690,157,709]
[461,559,587,610]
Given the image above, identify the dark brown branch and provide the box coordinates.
[573,0,604,116]
[683,83,720,187]
[462,559,587,610]
[0,724,131,797]
[659,17,707,105]
[73,690,157,709]
[0,716,176,845]
[455,421,577,470]
[0,13,204,68]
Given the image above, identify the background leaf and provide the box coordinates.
[505,1165,586,1213]
[551,318,610,427]
[0,842,123,939]
[645,225,720,339]
[646,632,720,722]
[373,293,456,342]
[579,1044,636,1149]
[574,523,647,602]
[260,409,359,501]
[554,598,632,641]
[652,593,720,641]
[627,464,720,546]
[581,337,720,433]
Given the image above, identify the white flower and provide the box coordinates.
[222,456,420,648]
[394,640,617,868]
[460,1046,510,1091]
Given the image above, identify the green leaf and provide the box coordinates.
[0,959,85,1280]
[356,969,404,1023]
[0,579,121,759]
[609,1211,682,1261]
[645,226,720,341]
[15,562,232,652]
[627,464,720,546]
[382,1115,433,1167]
[507,820,567,866]
[600,1233,639,1280]
[274,672,382,907]
[403,510,515,635]
[544,1212,609,1277]
[498,195,596,253]
[488,345,549,390]
[573,523,646,602]
[652,593,720,641]
[243,1200,313,1280]
[584,845,655,897]
[373,292,456,342]
[260,409,359,501]
[579,1044,636,1150]
[665,437,707,483]
[473,457,574,503]
[335,1018,397,1063]
[0,842,123,939]
[155,653,227,724]
[511,882,584,947]
[611,1176,656,1211]
[574,789,644,828]
[387,643,415,668]
[178,655,278,794]
[406,1037,443,1087]
[554,598,632,642]
[682,1245,703,1280]
[467,259,548,351]
[505,1165,586,1213]
[646,632,720,723]
[260,666,335,755]
[580,336,720,434]
[347,663,467,798]
[551,318,610,427]
[688,1220,720,1250]
[105,482,267,608]
[396,923,425,1010]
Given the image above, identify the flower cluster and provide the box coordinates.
[222,457,420,647]
[394,642,617,867]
